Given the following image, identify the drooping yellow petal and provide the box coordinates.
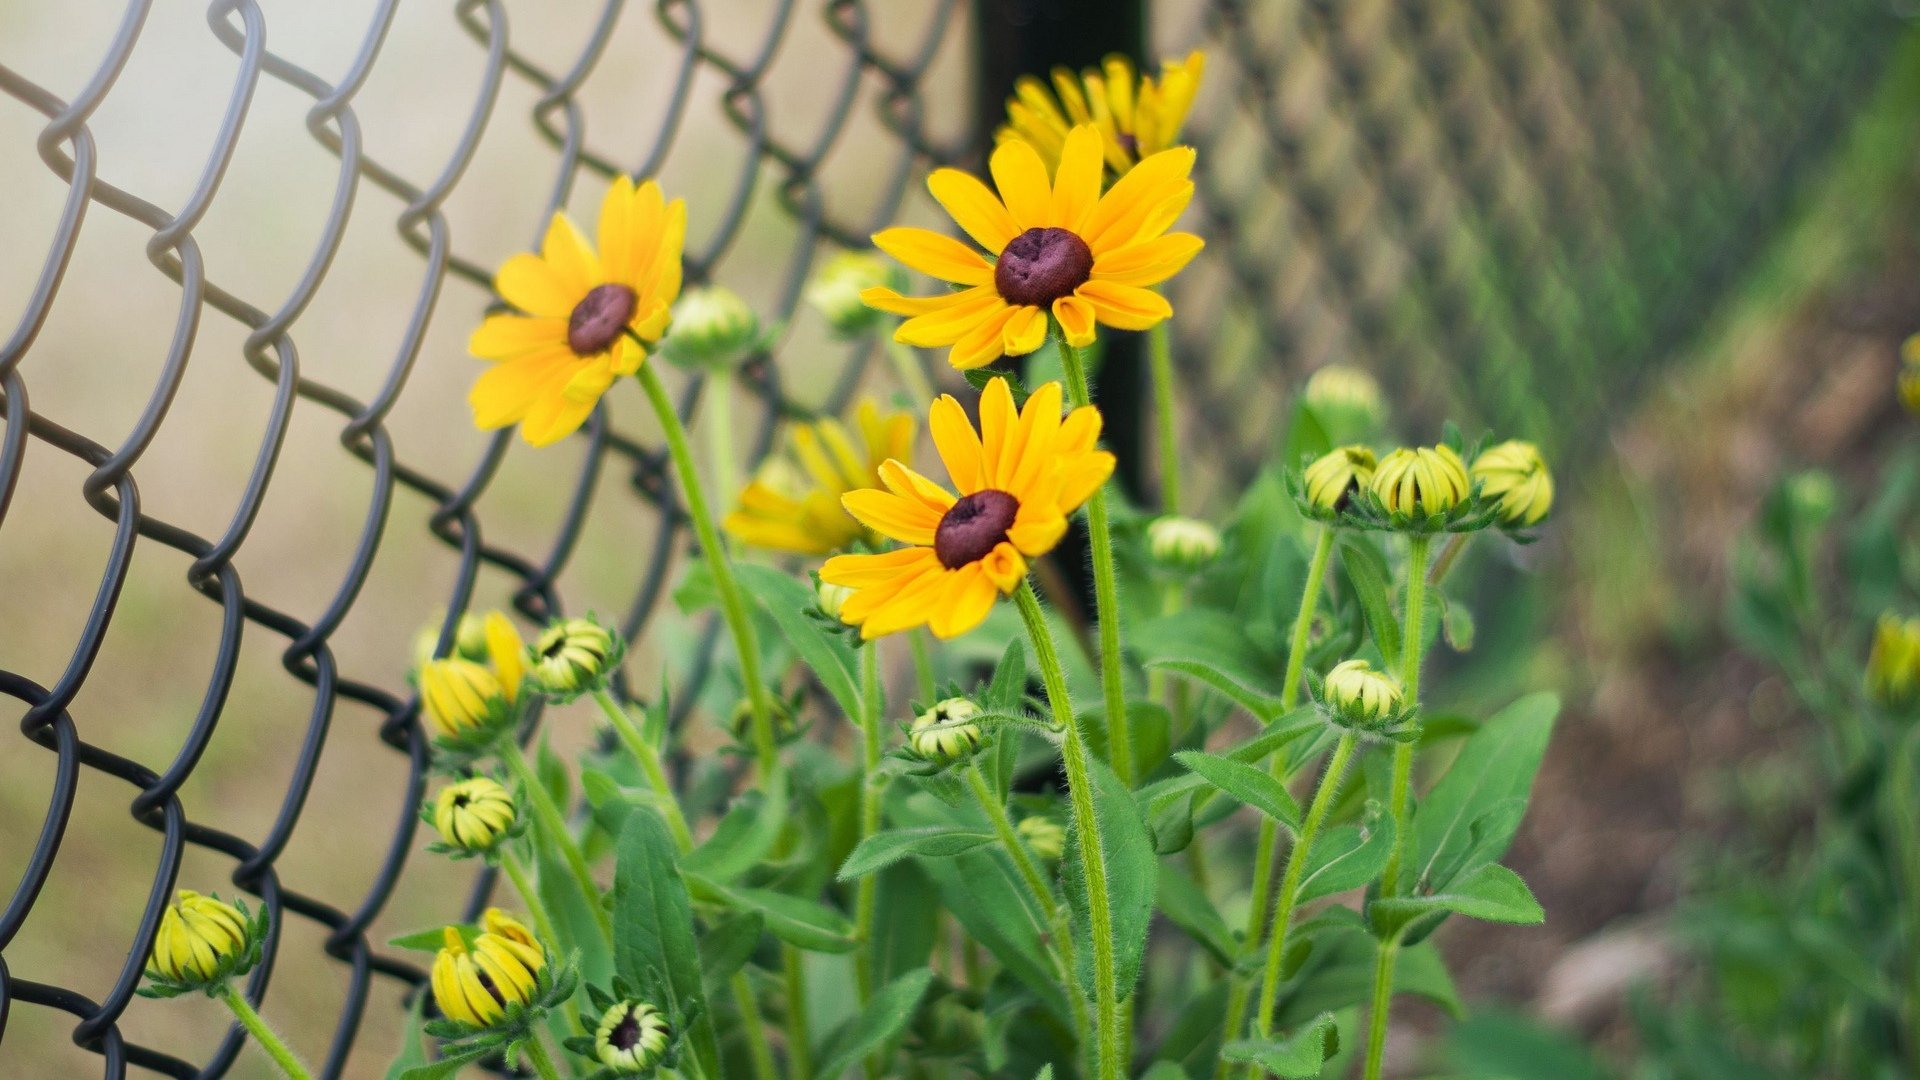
[862,284,994,318]
[1002,304,1050,356]
[1052,295,1097,347]
[1007,509,1068,557]
[1078,279,1173,330]
[928,394,985,495]
[946,303,1018,370]
[470,313,568,360]
[470,348,579,430]
[928,169,1020,254]
[989,137,1053,231]
[929,564,998,639]
[895,291,1008,349]
[861,566,959,638]
[822,546,940,589]
[872,227,994,287]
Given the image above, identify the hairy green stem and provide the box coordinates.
[1253,732,1357,1037]
[217,983,313,1080]
[965,763,1056,919]
[1148,321,1181,514]
[636,361,778,776]
[1015,581,1124,1080]
[907,629,938,702]
[782,946,812,1080]
[706,371,736,546]
[1057,337,1135,786]
[500,741,613,945]
[522,1032,565,1080]
[854,643,885,1005]
[1361,938,1399,1080]
[591,688,694,852]
[500,850,585,1037]
[730,969,781,1080]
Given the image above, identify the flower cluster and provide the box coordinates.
[1294,434,1554,534]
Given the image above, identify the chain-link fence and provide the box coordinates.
[0,0,1898,1075]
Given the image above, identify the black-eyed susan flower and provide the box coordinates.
[591,999,672,1074]
[1471,440,1554,527]
[529,616,622,699]
[429,776,519,857]
[430,912,548,1030]
[997,51,1206,177]
[143,890,263,992]
[863,125,1202,370]
[1146,514,1222,572]
[724,400,916,556]
[1302,445,1378,515]
[1017,814,1067,862]
[910,698,984,764]
[1371,445,1470,520]
[807,251,900,338]
[820,378,1114,639]
[468,177,685,447]
[1868,612,1920,710]
[1322,659,1403,728]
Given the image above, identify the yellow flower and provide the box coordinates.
[149,890,254,986]
[1371,445,1470,518]
[1303,445,1378,513]
[863,124,1203,369]
[1867,612,1920,709]
[418,611,526,741]
[432,776,517,854]
[429,915,546,1029]
[996,51,1206,177]
[821,378,1114,639]
[1472,440,1554,526]
[468,177,686,446]
[724,400,915,556]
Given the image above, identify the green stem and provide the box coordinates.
[907,629,938,703]
[500,850,585,1037]
[1426,532,1471,587]
[965,763,1056,919]
[591,688,695,852]
[883,337,937,404]
[706,371,737,546]
[636,362,778,776]
[1253,732,1357,1037]
[500,741,614,945]
[1380,533,1432,898]
[522,1033,565,1080]
[1014,581,1125,1080]
[1057,337,1134,787]
[1361,938,1399,1080]
[217,983,314,1080]
[1217,526,1335,1077]
[854,643,885,1074]
[1147,320,1181,514]
[732,970,782,1080]
[782,946,812,1080]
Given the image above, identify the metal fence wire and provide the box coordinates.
[0,0,1897,1075]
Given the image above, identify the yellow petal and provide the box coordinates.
[470,348,579,430]
[598,175,638,285]
[989,137,1053,231]
[1056,449,1116,512]
[928,169,1020,254]
[978,541,1028,593]
[1091,233,1204,287]
[896,291,1008,349]
[862,284,992,318]
[928,394,985,495]
[978,376,1017,487]
[929,565,999,639]
[842,488,942,545]
[1081,146,1195,252]
[873,227,993,287]
[1004,380,1063,494]
[1052,295,1097,347]
[1078,279,1172,330]
[470,314,567,360]
[1002,304,1049,356]
[540,212,601,296]
[878,458,958,514]
[1007,510,1067,557]
[495,253,578,318]
[822,547,939,589]
[945,304,1017,370]
[860,566,957,638]
[1048,125,1105,233]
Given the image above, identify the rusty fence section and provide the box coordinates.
[0,0,1899,1075]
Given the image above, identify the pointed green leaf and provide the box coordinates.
[1412,693,1558,893]
[812,968,935,1079]
[838,826,998,880]
[1370,863,1544,937]
[613,807,719,1077]
[1063,758,1157,999]
[690,875,858,953]
[1337,535,1401,669]
[1144,658,1289,722]
[736,563,862,720]
[1297,811,1395,905]
[1175,751,1302,831]
[698,911,764,993]
[682,769,789,882]
[1157,867,1236,966]
[1222,1011,1341,1078]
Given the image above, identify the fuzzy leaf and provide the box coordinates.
[838,826,998,880]
[1157,867,1236,967]
[1222,1011,1341,1078]
[682,769,789,883]
[613,808,719,1076]
[1144,658,1289,723]
[699,911,764,993]
[691,876,857,953]
[736,563,862,720]
[1298,811,1395,904]
[1412,693,1558,893]
[1370,863,1544,938]
[1337,535,1401,669]
[1175,751,1302,831]
[812,968,935,1080]
[1063,758,1157,1000]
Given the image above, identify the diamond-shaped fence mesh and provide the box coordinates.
[0,0,1897,1075]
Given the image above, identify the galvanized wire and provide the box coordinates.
[0,0,1900,1075]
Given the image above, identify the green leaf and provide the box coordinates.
[393,1045,495,1080]
[736,563,862,720]
[1411,692,1558,893]
[1337,534,1401,669]
[1297,809,1395,905]
[682,769,790,883]
[613,807,718,1076]
[1063,758,1157,1000]
[387,924,474,953]
[382,994,430,1079]
[983,636,1029,712]
[1370,863,1544,937]
[1131,608,1286,697]
[1276,910,1461,1026]
[1222,1011,1341,1078]
[1144,658,1289,723]
[1157,867,1236,967]
[699,911,765,993]
[867,861,940,987]
[535,735,571,811]
[581,766,642,839]
[1175,751,1302,831]
[838,826,998,880]
[1441,598,1475,652]
[812,968,935,1079]
[691,876,858,953]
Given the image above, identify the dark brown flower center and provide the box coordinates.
[609,1009,641,1050]
[475,967,506,1005]
[934,489,1019,569]
[567,283,637,355]
[994,227,1094,308]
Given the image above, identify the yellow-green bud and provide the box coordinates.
[412,614,491,670]
[1303,365,1383,424]
[1471,440,1554,526]
[1902,334,1920,415]
[1147,515,1222,572]
[1371,445,1470,518]
[430,913,546,1030]
[1867,612,1920,710]
[727,694,796,742]
[531,617,621,697]
[666,286,760,370]
[911,698,983,763]
[1303,445,1378,514]
[148,890,255,987]
[807,251,896,337]
[432,776,517,854]
[1017,815,1067,861]
[1323,659,1403,726]
[1785,470,1836,526]
[816,578,854,621]
[419,657,513,741]
[595,999,672,1074]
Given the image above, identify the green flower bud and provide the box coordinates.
[1371,445,1470,519]
[1902,334,1920,415]
[531,616,623,698]
[665,286,760,371]
[1147,515,1222,572]
[727,694,797,743]
[1323,659,1403,727]
[1867,612,1920,710]
[1303,445,1377,514]
[806,251,898,337]
[412,613,491,670]
[911,698,983,764]
[147,890,258,989]
[594,999,672,1074]
[1017,815,1066,861]
[1303,365,1384,439]
[430,912,547,1030]
[420,658,515,742]
[432,776,517,854]
[1471,440,1554,527]
[816,578,854,621]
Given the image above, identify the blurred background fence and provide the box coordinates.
[0,0,1902,1075]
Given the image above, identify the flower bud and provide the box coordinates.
[431,914,546,1029]
[1470,440,1554,527]
[1017,815,1066,861]
[1303,365,1384,439]
[807,251,897,337]
[911,698,983,764]
[1902,334,1920,415]
[816,578,854,621]
[1147,515,1222,572]
[664,286,761,371]
[1303,445,1377,514]
[147,890,257,988]
[594,999,673,1074]
[727,694,797,743]
[432,776,517,855]
[1371,445,1470,519]
[412,613,491,671]
[1323,659,1403,727]
[1867,612,1920,710]
[420,657,514,742]
[531,616,622,698]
